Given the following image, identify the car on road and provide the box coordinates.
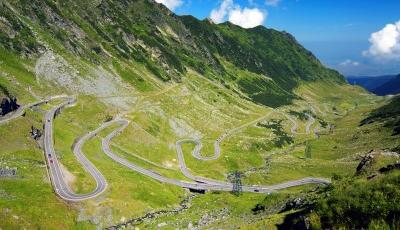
[50,160,53,163]
[48,154,51,157]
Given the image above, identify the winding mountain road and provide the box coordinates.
[43,97,108,201]
[101,119,235,192]
[305,113,316,135]
[0,95,67,125]
[174,111,329,190]
[102,119,330,194]
[1,95,109,201]
[6,96,330,201]
[278,112,298,135]
[191,112,274,161]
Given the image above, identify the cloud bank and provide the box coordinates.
[210,0,233,23]
[210,0,266,28]
[340,59,360,67]
[155,0,183,11]
[228,7,266,29]
[363,20,400,60]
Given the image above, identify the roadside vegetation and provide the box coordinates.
[0,0,399,229]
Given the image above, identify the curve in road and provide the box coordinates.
[101,119,235,192]
[0,95,68,125]
[278,112,298,135]
[36,97,330,201]
[44,97,108,201]
[305,113,316,135]
[190,112,274,161]
[174,144,330,192]
[101,119,330,194]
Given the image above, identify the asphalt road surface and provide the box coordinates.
[101,119,330,195]
[305,113,316,135]
[0,95,67,125]
[43,97,108,201]
[15,96,330,201]
[174,112,330,192]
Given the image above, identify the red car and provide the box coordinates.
[50,160,53,163]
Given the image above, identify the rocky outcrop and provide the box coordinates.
[30,126,42,140]
[0,97,19,116]
[192,208,230,229]
[106,194,196,229]
[0,167,17,177]
[378,163,400,173]
[355,153,375,175]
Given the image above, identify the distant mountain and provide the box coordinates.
[372,75,400,96]
[347,75,396,91]
[347,74,400,95]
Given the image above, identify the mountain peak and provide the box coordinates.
[204,17,215,24]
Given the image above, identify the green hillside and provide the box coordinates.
[0,0,398,229]
[1,0,344,107]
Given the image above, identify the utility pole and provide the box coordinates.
[305,141,312,159]
[229,171,242,196]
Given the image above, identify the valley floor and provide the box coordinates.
[1,1,399,228]
[1,75,398,229]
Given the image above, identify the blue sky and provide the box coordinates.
[157,0,400,76]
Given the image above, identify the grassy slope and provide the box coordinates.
[1,41,397,229]
[0,1,398,229]
[0,104,91,229]
[132,81,398,229]
[1,84,396,229]
[236,85,399,230]
[361,95,400,136]
[2,0,345,107]
[1,45,396,229]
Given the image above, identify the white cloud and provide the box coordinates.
[228,7,266,28]
[155,0,183,11]
[339,59,360,67]
[209,0,266,28]
[265,0,281,6]
[210,0,234,23]
[363,20,400,60]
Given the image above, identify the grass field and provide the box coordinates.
[1,47,398,229]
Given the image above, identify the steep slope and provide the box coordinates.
[1,0,396,229]
[180,16,345,106]
[361,95,400,136]
[1,0,344,107]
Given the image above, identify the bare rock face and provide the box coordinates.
[0,97,19,116]
[30,126,42,140]
[379,163,400,174]
[355,153,374,175]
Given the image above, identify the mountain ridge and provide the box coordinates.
[372,74,400,96]
[2,1,398,229]
[347,74,400,96]
[1,0,345,107]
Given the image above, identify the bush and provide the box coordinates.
[315,171,400,229]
